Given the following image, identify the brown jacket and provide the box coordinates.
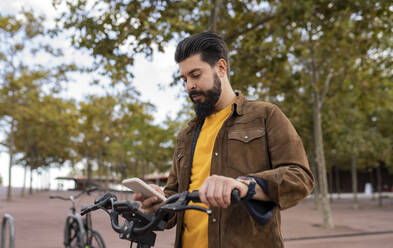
[164,93,314,248]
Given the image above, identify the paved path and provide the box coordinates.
[282,194,393,248]
[1,187,392,247]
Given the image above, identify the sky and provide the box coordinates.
[0,0,185,190]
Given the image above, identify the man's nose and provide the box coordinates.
[186,79,196,92]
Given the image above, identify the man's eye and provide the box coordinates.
[191,74,200,78]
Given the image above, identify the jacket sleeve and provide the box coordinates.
[249,104,314,210]
[162,138,182,229]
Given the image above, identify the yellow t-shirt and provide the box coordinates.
[182,103,233,248]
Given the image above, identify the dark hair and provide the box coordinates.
[175,32,230,76]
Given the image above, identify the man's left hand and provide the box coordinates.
[198,175,248,208]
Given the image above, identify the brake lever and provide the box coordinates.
[81,192,117,216]
[95,192,117,209]
[81,205,97,216]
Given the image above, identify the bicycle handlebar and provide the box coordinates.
[49,186,99,201]
[80,188,241,244]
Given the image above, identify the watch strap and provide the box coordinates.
[237,176,257,200]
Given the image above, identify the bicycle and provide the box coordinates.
[50,187,106,248]
[1,213,15,248]
[81,189,241,248]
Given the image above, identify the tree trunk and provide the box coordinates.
[313,94,334,228]
[309,151,321,210]
[369,168,375,200]
[87,159,92,188]
[208,0,222,32]
[351,154,358,209]
[105,163,110,191]
[29,167,33,194]
[142,160,145,179]
[21,165,27,197]
[328,167,333,202]
[7,119,15,201]
[377,162,382,207]
[134,161,138,178]
[335,166,341,199]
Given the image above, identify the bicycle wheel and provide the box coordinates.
[64,219,83,248]
[87,230,106,248]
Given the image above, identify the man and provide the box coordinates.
[135,32,314,248]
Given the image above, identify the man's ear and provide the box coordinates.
[215,59,227,78]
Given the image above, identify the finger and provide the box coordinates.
[149,184,165,197]
[133,192,144,202]
[199,180,209,205]
[149,184,162,192]
[143,202,162,213]
[222,183,232,207]
[214,181,226,208]
[206,180,218,207]
[141,196,161,209]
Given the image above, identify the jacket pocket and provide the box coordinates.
[226,127,269,176]
[228,128,265,143]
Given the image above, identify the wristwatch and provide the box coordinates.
[236,176,257,200]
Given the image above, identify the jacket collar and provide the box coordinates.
[233,92,246,116]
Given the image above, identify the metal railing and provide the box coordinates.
[1,214,15,248]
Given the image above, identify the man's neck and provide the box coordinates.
[215,90,236,112]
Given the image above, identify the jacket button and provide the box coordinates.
[212,218,217,223]
[214,152,218,156]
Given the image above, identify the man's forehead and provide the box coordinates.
[179,54,206,75]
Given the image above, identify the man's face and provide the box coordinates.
[179,54,222,120]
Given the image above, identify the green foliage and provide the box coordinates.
[72,92,177,180]
[54,0,393,174]
[14,95,78,169]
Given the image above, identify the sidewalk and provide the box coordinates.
[1,187,392,247]
[281,195,393,248]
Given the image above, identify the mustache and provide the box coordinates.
[188,90,206,99]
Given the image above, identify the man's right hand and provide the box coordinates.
[133,184,165,213]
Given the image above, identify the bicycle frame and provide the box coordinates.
[1,214,15,248]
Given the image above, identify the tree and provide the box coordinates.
[14,94,78,194]
[0,11,76,200]
[75,95,119,186]
[0,11,49,200]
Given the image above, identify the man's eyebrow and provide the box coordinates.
[181,68,202,78]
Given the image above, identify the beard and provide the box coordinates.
[188,72,222,121]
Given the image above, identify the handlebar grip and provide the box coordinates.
[81,205,98,216]
[231,189,241,203]
[189,191,200,203]
[189,189,241,204]
[80,205,90,215]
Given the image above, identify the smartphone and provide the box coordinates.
[122,177,167,202]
